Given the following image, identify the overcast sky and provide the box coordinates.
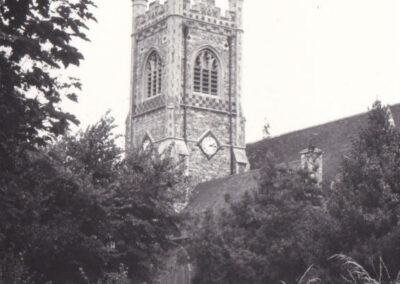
[64,0,400,143]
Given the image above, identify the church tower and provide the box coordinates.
[126,0,249,184]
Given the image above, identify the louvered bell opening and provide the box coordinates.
[158,67,162,94]
[193,49,219,96]
[202,69,210,94]
[147,72,152,97]
[194,67,201,92]
[152,70,157,96]
[211,70,218,95]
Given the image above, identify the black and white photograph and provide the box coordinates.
[1,0,400,283]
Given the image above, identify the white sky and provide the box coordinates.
[64,0,400,143]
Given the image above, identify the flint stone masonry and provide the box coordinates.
[185,28,233,103]
[133,109,166,146]
[126,0,249,186]
[188,143,231,184]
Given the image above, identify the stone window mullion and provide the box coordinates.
[193,49,219,96]
[208,69,211,94]
[145,51,163,98]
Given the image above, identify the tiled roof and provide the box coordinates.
[190,170,260,213]
[189,103,400,213]
[247,103,400,181]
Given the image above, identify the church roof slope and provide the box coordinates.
[189,170,260,214]
[189,103,400,213]
[246,103,400,181]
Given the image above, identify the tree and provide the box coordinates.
[0,0,96,164]
[189,101,400,283]
[189,162,326,284]
[46,115,186,283]
[0,1,97,278]
[52,112,122,188]
[0,142,109,283]
[327,101,400,280]
[1,113,186,283]
[0,2,97,280]
[0,116,118,283]
[31,114,123,283]
[105,148,186,283]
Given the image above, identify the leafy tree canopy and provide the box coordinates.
[1,114,187,283]
[189,163,324,284]
[327,101,400,280]
[189,101,400,284]
[0,0,96,165]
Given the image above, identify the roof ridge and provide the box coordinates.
[248,103,400,146]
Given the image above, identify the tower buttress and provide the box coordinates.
[229,0,246,152]
[126,0,148,151]
[229,0,244,28]
[165,0,184,140]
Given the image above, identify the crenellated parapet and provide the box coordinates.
[135,0,239,33]
[184,0,236,28]
[183,2,235,29]
[188,0,222,17]
[136,0,168,30]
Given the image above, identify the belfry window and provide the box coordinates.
[145,51,163,98]
[193,49,219,95]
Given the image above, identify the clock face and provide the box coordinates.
[199,134,219,159]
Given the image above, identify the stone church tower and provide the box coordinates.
[126,0,249,184]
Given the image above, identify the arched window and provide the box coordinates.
[145,51,163,98]
[193,49,219,95]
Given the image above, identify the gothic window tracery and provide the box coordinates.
[193,49,219,96]
[145,51,163,98]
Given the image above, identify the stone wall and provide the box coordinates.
[134,29,168,106]
[184,27,231,101]
[186,108,231,183]
[133,109,167,146]
[132,16,169,146]
[127,0,248,182]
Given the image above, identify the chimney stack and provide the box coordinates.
[299,146,323,185]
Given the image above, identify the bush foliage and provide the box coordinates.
[1,114,186,283]
[188,101,400,283]
[1,0,186,282]
[1,1,400,280]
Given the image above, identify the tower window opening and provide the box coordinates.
[193,49,219,96]
[145,51,163,98]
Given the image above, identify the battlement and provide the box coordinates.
[136,0,236,32]
[136,0,167,30]
[184,0,235,28]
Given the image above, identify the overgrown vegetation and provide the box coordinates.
[188,160,325,283]
[328,254,400,284]
[1,1,400,282]
[188,101,400,283]
[0,1,186,282]
[0,113,186,283]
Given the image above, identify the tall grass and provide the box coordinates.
[282,255,400,284]
[280,265,321,284]
[330,254,400,284]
